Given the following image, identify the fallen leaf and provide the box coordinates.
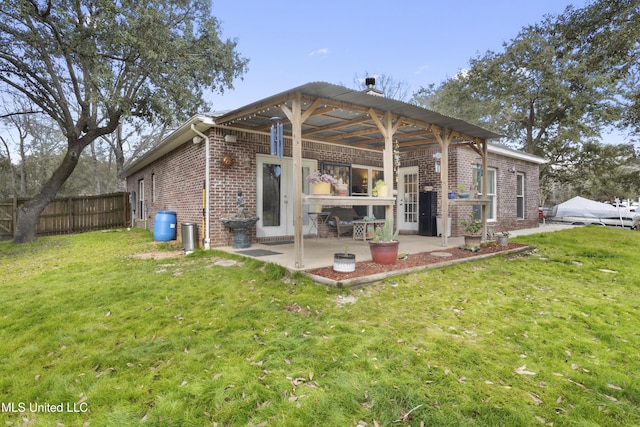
[291,377,306,386]
[529,392,543,405]
[607,383,622,390]
[515,365,536,375]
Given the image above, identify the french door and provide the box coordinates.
[397,166,419,231]
[256,155,316,238]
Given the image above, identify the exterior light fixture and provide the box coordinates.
[433,151,442,173]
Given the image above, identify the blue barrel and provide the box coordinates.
[153,210,177,241]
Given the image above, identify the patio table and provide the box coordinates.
[352,219,386,241]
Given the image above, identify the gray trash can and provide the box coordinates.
[181,222,197,251]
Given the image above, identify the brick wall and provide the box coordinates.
[127,126,541,244]
[402,145,540,236]
[126,140,206,243]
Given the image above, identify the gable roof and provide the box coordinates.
[124,81,546,176]
[214,81,502,150]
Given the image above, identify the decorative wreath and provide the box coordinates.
[221,156,233,167]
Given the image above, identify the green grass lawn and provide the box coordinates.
[1,227,639,426]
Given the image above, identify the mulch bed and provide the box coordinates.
[305,242,529,282]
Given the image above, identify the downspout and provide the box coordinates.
[191,124,211,249]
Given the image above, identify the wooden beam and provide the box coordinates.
[434,127,451,247]
[383,110,394,220]
[287,93,304,269]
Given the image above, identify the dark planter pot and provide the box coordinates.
[333,253,356,272]
[448,192,457,199]
[369,241,399,265]
[464,234,482,249]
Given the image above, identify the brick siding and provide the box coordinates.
[127,127,541,245]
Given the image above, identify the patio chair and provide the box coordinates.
[327,207,361,239]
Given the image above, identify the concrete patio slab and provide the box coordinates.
[216,223,578,272]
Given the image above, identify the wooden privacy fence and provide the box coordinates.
[0,192,130,239]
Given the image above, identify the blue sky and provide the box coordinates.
[208,0,592,111]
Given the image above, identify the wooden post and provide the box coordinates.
[12,196,17,238]
[383,111,394,220]
[434,127,450,247]
[369,109,397,221]
[281,93,304,268]
[68,197,73,234]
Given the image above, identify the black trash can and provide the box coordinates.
[181,222,197,251]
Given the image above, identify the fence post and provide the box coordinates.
[68,197,73,233]
[12,196,17,238]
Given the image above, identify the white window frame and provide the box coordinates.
[516,172,525,220]
[151,173,156,203]
[138,179,145,220]
[475,167,497,221]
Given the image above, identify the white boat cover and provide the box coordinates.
[550,196,640,227]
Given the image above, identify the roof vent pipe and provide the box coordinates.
[364,77,383,97]
[365,77,376,89]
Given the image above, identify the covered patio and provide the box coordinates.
[215,223,574,286]
[214,82,502,268]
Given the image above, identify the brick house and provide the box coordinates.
[123,82,544,261]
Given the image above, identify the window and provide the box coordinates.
[151,173,156,203]
[138,179,145,220]
[474,167,496,221]
[516,173,525,219]
[351,166,385,219]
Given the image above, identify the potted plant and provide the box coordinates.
[334,178,349,196]
[460,213,483,249]
[333,245,356,273]
[448,188,457,199]
[369,217,400,264]
[496,231,509,246]
[307,171,338,195]
[457,183,474,199]
[372,179,388,197]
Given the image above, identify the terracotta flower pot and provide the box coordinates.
[369,241,399,265]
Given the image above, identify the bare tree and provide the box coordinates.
[351,72,412,102]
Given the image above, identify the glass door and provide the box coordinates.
[257,155,316,238]
[398,166,419,231]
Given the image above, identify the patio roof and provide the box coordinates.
[213,81,502,152]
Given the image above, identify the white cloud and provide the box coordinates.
[308,48,329,57]
[414,64,431,75]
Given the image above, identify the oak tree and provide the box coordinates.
[0,0,247,242]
